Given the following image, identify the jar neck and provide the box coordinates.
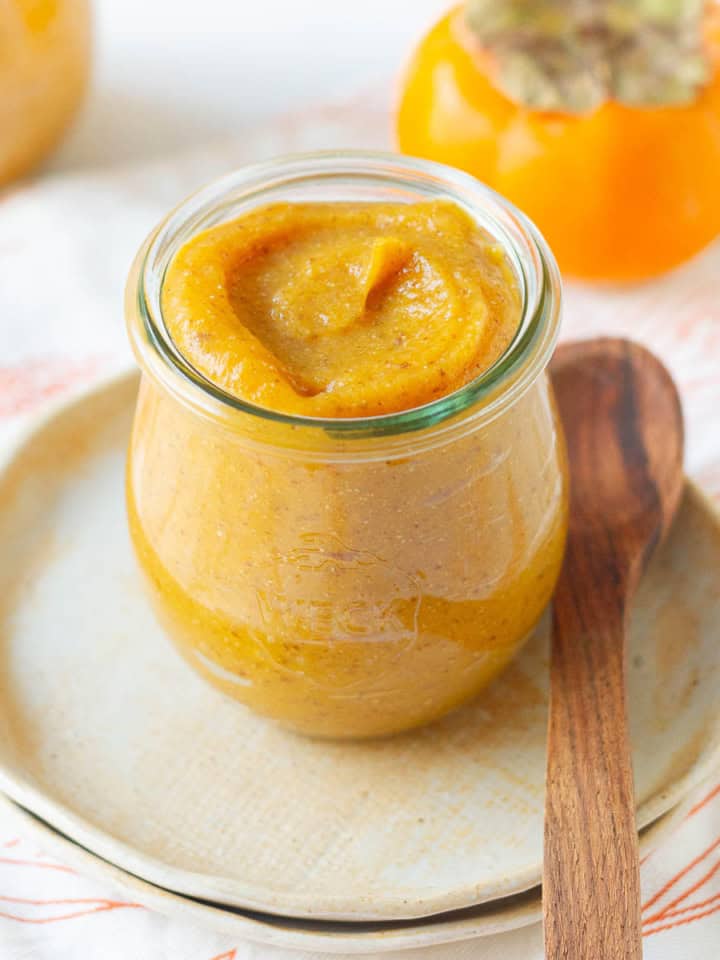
[126,151,561,458]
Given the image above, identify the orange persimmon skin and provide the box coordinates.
[396,7,720,281]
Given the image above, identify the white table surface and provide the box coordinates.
[53,0,448,172]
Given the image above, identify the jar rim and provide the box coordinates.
[127,150,561,442]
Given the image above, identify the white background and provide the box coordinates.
[55,0,448,171]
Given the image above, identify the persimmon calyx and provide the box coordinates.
[463,0,710,112]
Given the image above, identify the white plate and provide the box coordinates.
[0,372,717,921]
[0,791,693,954]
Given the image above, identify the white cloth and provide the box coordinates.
[0,98,719,958]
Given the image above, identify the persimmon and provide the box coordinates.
[396,3,720,281]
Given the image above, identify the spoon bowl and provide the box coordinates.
[552,338,684,573]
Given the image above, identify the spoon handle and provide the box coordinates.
[544,571,641,960]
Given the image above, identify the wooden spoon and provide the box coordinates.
[544,338,684,960]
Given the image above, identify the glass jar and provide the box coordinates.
[126,152,567,739]
[0,0,91,185]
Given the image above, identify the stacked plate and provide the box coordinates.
[0,372,718,953]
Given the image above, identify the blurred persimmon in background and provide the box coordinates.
[396,2,720,281]
[0,0,90,186]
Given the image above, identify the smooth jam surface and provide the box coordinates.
[161,200,520,417]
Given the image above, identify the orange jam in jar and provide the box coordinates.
[126,153,567,738]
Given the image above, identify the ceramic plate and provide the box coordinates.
[0,372,718,921]
[0,791,693,954]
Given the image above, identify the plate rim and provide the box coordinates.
[0,789,697,954]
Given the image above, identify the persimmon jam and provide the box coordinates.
[161,200,520,417]
[127,186,567,738]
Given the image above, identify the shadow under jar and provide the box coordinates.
[126,152,568,739]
